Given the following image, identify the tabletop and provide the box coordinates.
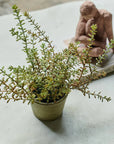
[0,1,114,144]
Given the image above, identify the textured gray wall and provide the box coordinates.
[0,0,81,15]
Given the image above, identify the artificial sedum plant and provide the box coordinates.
[0,5,113,104]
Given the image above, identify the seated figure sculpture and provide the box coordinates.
[73,1,114,57]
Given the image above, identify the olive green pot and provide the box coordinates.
[31,95,67,121]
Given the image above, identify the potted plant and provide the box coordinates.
[0,5,113,121]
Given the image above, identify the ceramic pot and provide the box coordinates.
[31,95,67,121]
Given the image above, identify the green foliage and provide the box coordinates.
[96,39,114,65]
[0,5,112,104]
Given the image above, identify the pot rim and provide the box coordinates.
[32,94,68,105]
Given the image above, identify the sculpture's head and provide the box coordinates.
[80,1,98,20]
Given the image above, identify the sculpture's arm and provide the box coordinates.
[75,16,106,49]
[85,18,106,48]
[75,17,90,45]
[86,18,95,35]
[75,17,104,47]
[104,12,114,52]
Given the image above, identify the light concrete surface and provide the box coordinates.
[0,0,114,144]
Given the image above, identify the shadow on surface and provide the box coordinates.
[41,115,66,134]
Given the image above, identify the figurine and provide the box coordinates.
[71,1,114,57]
